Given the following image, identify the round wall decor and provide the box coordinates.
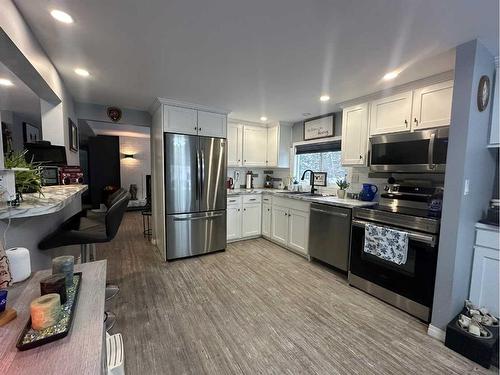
[477,75,490,112]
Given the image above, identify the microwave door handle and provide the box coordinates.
[352,219,436,247]
[428,132,436,170]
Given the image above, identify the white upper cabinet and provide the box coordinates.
[341,103,369,166]
[411,80,454,130]
[266,126,279,167]
[197,111,227,138]
[163,105,198,135]
[266,122,292,168]
[369,91,413,136]
[243,126,268,166]
[227,122,243,166]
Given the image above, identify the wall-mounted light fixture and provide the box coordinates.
[123,154,134,159]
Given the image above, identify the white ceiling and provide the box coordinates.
[0,61,41,123]
[14,0,499,123]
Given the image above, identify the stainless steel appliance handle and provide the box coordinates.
[200,150,205,198]
[173,213,224,222]
[311,207,348,218]
[428,132,436,170]
[352,219,436,246]
[195,149,200,200]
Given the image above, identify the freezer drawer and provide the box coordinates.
[166,210,226,260]
[309,203,351,271]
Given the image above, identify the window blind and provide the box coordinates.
[295,141,341,155]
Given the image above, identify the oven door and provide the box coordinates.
[349,219,438,310]
[369,128,448,173]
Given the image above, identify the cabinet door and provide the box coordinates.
[271,206,288,246]
[412,80,453,130]
[242,203,262,237]
[227,205,242,241]
[469,246,499,317]
[288,209,309,255]
[341,103,369,166]
[262,203,272,238]
[227,123,243,166]
[198,111,227,138]
[243,126,268,166]
[369,91,412,136]
[163,105,198,135]
[266,126,279,167]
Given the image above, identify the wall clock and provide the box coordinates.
[107,107,122,122]
[477,75,490,112]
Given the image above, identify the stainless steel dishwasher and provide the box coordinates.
[308,203,352,271]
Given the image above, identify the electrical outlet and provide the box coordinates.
[464,179,470,196]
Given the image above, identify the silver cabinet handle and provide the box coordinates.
[351,219,436,247]
[248,198,256,201]
[404,119,408,127]
[229,200,237,203]
[311,207,348,217]
[414,117,418,126]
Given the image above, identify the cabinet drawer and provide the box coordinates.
[476,228,500,250]
[243,195,261,204]
[262,195,273,204]
[227,196,243,206]
[273,197,310,212]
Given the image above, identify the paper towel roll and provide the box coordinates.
[5,247,31,283]
[30,293,60,330]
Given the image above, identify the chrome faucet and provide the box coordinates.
[301,169,317,195]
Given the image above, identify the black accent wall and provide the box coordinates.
[88,135,121,208]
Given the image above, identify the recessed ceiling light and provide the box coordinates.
[260,116,268,122]
[383,71,399,81]
[50,10,74,24]
[74,68,90,77]
[319,95,330,102]
[0,78,14,87]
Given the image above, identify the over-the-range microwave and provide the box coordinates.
[369,128,448,173]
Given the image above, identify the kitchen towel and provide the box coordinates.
[364,223,409,265]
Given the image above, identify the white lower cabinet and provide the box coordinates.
[242,203,262,237]
[262,203,271,238]
[271,206,289,246]
[287,209,310,255]
[227,195,310,257]
[227,205,242,241]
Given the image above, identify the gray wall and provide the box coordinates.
[0,110,42,152]
[75,102,151,127]
[431,40,497,330]
[292,112,343,143]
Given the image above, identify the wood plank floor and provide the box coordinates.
[99,212,495,374]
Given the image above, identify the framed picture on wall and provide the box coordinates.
[313,172,327,187]
[69,118,78,152]
[303,113,335,141]
[23,122,41,144]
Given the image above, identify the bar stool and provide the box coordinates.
[39,192,131,331]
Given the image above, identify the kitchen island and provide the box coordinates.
[0,185,88,271]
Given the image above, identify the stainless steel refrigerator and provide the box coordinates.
[164,133,226,260]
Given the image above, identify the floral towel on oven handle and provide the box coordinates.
[363,223,409,265]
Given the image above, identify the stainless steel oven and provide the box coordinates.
[369,128,448,173]
[348,184,442,322]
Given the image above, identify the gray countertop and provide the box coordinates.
[0,185,88,220]
[227,188,377,209]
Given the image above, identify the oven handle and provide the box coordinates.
[428,132,436,170]
[352,219,437,247]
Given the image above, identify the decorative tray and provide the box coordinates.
[16,272,82,351]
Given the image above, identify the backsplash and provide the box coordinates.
[227,167,291,188]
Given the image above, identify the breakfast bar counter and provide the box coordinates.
[0,260,107,375]
[0,185,88,271]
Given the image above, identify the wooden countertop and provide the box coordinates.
[0,185,88,220]
[0,260,107,374]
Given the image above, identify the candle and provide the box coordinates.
[52,256,74,288]
[40,274,67,304]
[30,293,60,330]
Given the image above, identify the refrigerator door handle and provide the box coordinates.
[200,150,205,199]
[195,149,200,200]
[173,212,225,221]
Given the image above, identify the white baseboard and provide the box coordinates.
[427,324,446,342]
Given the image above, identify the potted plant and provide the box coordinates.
[4,150,43,199]
[336,176,350,199]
